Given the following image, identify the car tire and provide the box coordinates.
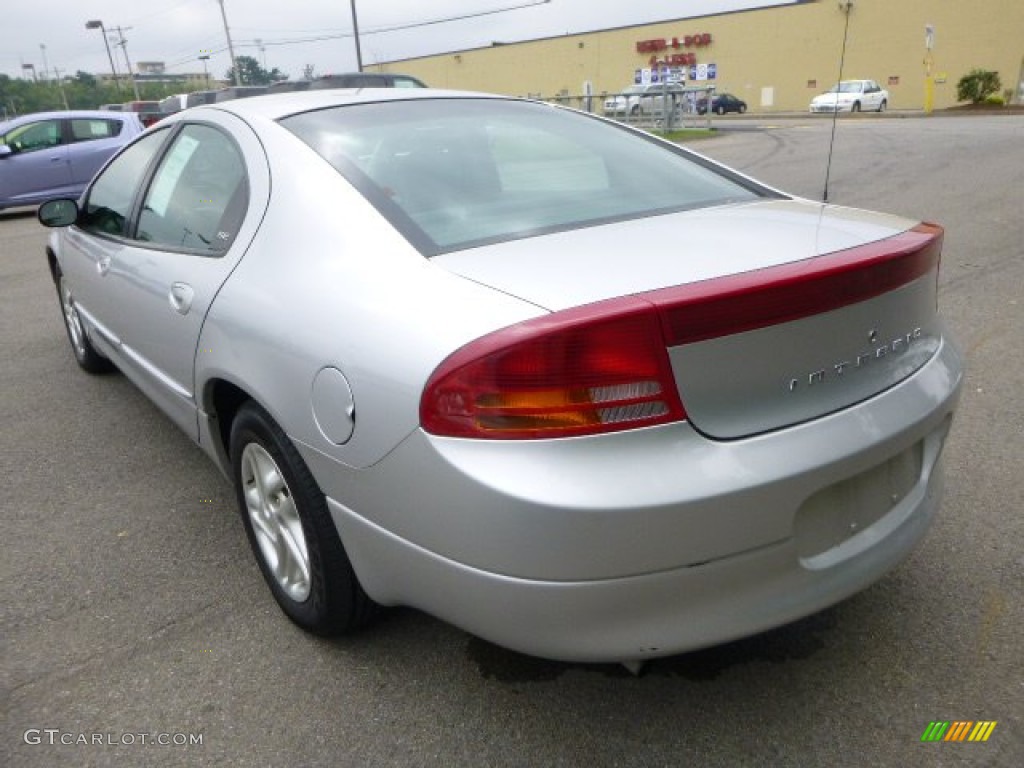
[851,101,861,113]
[878,99,887,113]
[55,268,114,374]
[739,104,747,114]
[230,401,378,636]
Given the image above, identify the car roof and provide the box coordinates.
[184,88,504,123]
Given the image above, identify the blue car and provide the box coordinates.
[0,110,143,211]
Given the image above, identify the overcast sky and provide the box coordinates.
[2,0,793,83]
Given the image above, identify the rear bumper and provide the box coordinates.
[330,453,942,661]
[314,337,961,661]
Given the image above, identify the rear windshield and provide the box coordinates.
[281,98,767,255]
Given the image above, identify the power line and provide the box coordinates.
[161,0,551,68]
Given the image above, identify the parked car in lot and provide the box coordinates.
[38,89,961,665]
[308,72,427,89]
[603,83,685,117]
[696,92,748,115]
[810,79,889,113]
[119,100,164,127]
[0,110,143,211]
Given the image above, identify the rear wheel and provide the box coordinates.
[55,268,113,373]
[230,401,378,635]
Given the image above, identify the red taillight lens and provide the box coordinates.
[420,297,686,439]
[653,223,943,345]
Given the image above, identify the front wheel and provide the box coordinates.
[56,268,113,373]
[230,401,378,635]
[738,104,747,114]
[851,101,861,113]
[877,99,887,113]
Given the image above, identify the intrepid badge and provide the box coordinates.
[788,327,923,392]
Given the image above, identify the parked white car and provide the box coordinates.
[810,80,889,113]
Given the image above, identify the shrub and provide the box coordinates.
[957,69,1002,103]
[984,94,1005,106]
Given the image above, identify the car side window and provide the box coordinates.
[79,129,169,238]
[69,119,124,143]
[2,119,62,153]
[136,123,247,253]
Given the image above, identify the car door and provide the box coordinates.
[0,118,71,205]
[59,127,173,352]
[97,114,267,438]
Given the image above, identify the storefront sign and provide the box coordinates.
[636,34,713,53]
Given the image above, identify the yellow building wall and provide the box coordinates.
[372,0,1024,112]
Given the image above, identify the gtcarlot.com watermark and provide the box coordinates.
[24,729,203,747]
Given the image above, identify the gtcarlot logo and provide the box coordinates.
[23,729,203,747]
[921,721,997,743]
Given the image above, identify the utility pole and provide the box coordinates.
[51,67,71,110]
[111,26,142,100]
[216,0,242,85]
[349,0,363,72]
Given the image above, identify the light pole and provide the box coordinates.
[349,0,363,72]
[39,44,49,81]
[199,54,211,88]
[255,38,266,70]
[86,20,122,94]
[215,0,242,85]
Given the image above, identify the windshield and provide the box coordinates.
[282,98,768,255]
[828,82,863,94]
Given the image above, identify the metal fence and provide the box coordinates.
[530,84,719,131]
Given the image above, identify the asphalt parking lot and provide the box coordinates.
[3,114,1022,767]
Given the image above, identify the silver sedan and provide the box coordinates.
[38,89,962,665]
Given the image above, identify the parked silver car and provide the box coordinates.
[0,110,143,210]
[38,89,962,664]
[603,83,685,117]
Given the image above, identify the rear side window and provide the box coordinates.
[282,99,764,255]
[136,124,248,253]
[69,119,124,142]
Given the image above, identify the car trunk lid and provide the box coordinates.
[433,199,943,439]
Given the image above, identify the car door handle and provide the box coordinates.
[168,282,195,315]
[97,257,111,276]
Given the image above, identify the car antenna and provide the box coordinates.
[824,1,855,203]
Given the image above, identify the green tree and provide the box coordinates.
[956,69,1002,104]
[225,55,286,86]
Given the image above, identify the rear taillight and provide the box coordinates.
[420,297,686,439]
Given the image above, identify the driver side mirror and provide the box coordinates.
[38,198,80,228]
